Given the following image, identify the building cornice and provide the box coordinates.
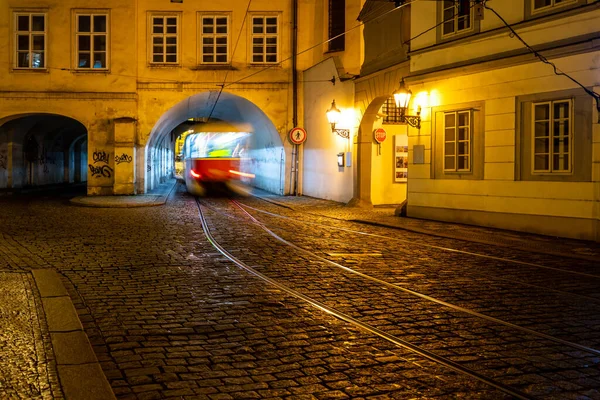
[0,91,137,100]
[409,1,600,57]
[404,33,600,84]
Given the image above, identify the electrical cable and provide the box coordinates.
[206,0,253,122]
[482,0,600,108]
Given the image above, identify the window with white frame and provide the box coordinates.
[151,14,179,64]
[532,0,577,12]
[201,15,229,64]
[75,13,108,69]
[442,0,473,37]
[532,100,572,173]
[15,12,46,69]
[251,15,278,64]
[443,110,471,172]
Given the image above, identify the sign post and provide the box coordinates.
[373,127,387,155]
[288,128,307,196]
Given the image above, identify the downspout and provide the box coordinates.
[292,0,299,195]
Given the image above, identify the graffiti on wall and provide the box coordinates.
[38,147,56,174]
[89,149,113,178]
[115,153,132,164]
[0,154,6,170]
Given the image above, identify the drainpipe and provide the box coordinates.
[292,0,299,195]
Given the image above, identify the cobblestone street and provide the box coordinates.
[1,183,600,399]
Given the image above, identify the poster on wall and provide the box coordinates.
[394,135,408,183]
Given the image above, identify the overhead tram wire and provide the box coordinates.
[221,0,477,89]
[482,0,600,108]
[222,0,416,89]
[206,0,253,122]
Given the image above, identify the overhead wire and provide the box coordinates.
[482,0,600,108]
[206,0,253,122]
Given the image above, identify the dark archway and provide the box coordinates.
[0,114,87,190]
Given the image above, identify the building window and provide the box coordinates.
[75,13,108,69]
[381,97,402,124]
[201,15,229,64]
[15,13,46,69]
[532,0,577,13]
[328,0,345,52]
[151,14,179,64]
[251,15,278,64]
[517,89,591,182]
[443,110,471,172]
[532,100,572,173]
[442,0,473,37]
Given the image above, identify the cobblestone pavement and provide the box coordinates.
[0,272,61,400]
[1,182,599,399]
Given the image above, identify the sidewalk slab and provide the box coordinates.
[33,269,116,400]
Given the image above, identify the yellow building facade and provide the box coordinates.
[0,0,328,196]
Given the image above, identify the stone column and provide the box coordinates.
[7,128,25,189]
[113,118,137,195]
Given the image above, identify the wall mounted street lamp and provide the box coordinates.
[393,79,421,129]
[326,100,350,138]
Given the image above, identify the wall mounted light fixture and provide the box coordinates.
[393,79,421,129]
[326,100,350,138]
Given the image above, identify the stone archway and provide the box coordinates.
[143,90,285,194]
[0,114,87,190]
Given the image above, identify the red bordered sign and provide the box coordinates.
[373,128,387,144]
[289,127,307,145]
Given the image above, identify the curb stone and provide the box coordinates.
[32,269,116,400]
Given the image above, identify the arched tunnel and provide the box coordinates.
[0,114,87,192]
[145,91,286,196]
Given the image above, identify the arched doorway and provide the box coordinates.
[0,114,87,191]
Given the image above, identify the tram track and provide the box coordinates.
[196,197,600,400]
[240,198,600,279]
[201,197,600,305]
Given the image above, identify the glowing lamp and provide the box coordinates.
[326,100,349,139]
[393,79,421,129]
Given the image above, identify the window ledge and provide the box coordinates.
[72,69,110,74]
[147,64,180,68]
[191,65,236,71]
[12,68,49,73]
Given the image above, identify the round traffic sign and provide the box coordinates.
[373,128,387,143]
[289,127,307,145]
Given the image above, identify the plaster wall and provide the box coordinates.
[370,123,408,206]
[302,58,355,203]
[406,51,600,240]
[0,0,137,93]
[409,1,599,73]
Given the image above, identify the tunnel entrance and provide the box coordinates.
[145,91,285,195]
[0,114,87,192]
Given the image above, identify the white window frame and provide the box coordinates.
[443,110,472,172]
[74,11,109,70]
[531,99,573,174]
[14,12,47,69]
[149,13,180,65]
[199,13,230,65]
[441,0,474,38]
[531,0,577,14]
[250,14,279,64]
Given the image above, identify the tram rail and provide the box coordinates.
[195,196,600,400]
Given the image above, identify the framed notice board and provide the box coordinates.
[394,135,408,183]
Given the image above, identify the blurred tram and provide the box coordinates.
[182,129,254,196]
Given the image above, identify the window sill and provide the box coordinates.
[72,68,110,74]
[248,63,281,68]
[147,64,180,68]
[12,68,49,73]
[191,65,236,71]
